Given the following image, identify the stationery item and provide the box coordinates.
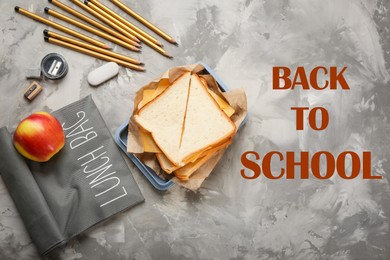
[88,0,162,47]
[44,30,142,65]
[25,68,43,80]
[44,36,145,71]
[69,0,139,43]
[85,1,173,58]
[110,0,178,45]
[0,96,144,255]
[44,7,140,52]
[48,0,138,48]
[83,1,141,41]
[24,81,43,101]
[14,6,111,49]
[87,62,119,86]
[40,53,69,80]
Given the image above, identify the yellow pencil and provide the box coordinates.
[89,0,162,47]
[110,0,177,45]
[48,0,139,48]
[14,6,110,49]
[44,7,140,52]
[44,36,145,71]
[85,1,173,58]
[84,1,144,44]
[44,30,143,65]
[69,0,140,43]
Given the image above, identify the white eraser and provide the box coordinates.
[87,62,119,86]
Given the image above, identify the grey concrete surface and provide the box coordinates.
[1,0,390,259]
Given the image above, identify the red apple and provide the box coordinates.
[13,112,65,162]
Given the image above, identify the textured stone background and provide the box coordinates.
[0,0,390,259]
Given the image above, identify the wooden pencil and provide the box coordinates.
[44,35,145,71]
[68,0,140,43]
[14,6,110,49]
[44,30,143,65]
[44,7,140,52]
[48,0,140,48]
[85,1,173,58]
[89,0,162,47]
[110,0,177,45]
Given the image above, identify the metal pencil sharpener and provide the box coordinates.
[41,53,68,80]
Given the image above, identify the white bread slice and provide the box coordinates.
[177,74,236,165]
[136,72,236,168]
[134,72,191,165]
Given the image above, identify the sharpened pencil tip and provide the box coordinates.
[169,38,178,46]
[134,37,141,43]
[139,62,145,66]
[103,45,112,50]
[156,41,163,47]
[164,52,173,59]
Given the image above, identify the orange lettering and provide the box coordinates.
[240,151,261,179]
[362,152,381,179]
[337,151,360,179]
[308,107,329,130]
[311,151,335,179]
[273,67,291,89]
[292,67,309,90]
[286,151,309,179]
[291,107,309,130]
[262,151,284,179]
[310,66,329,89]
[330,67,349,89]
